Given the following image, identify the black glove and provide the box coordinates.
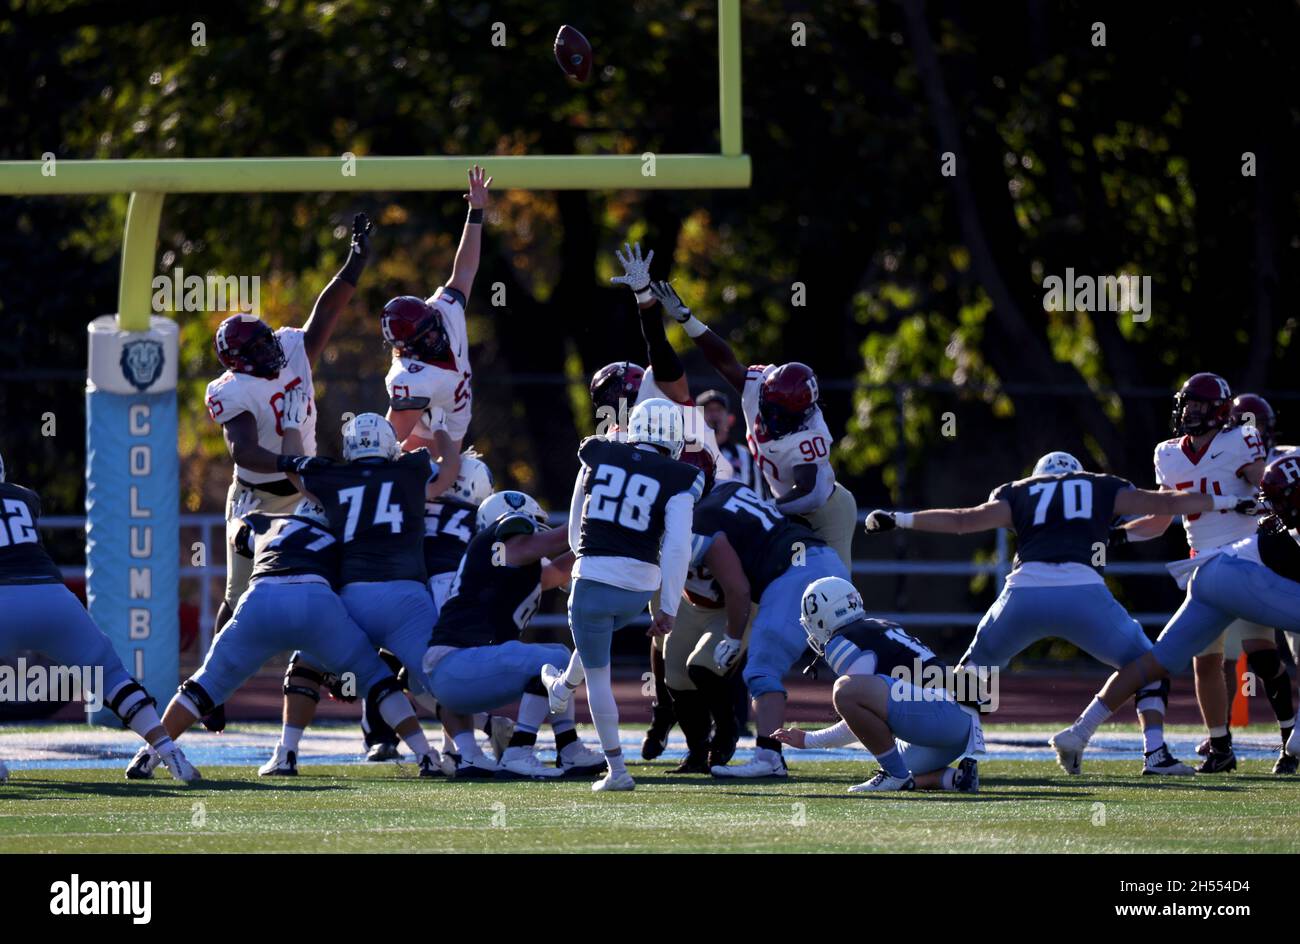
[863,510,896,533]
[338,212,373,285]
[276,454,330,474]
[1107,527,1129,549]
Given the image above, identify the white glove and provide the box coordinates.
[650,281,691,322]
[611,242,654,300]
[280,385,310,431]
[714,636,742,672]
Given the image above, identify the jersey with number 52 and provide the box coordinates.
[991,471,1132,571]
[741,364,834,499]
[301,450,436,584]
[690,480,826,602]
[0,482,64,586]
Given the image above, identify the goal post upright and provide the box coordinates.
[0,1,748,722]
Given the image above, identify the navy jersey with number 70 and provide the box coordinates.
[301,450,436,584]
[992,471,1132,572]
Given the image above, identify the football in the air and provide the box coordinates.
[554,25,593,83]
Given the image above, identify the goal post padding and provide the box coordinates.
[85,316,180,725]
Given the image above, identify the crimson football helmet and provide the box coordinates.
[215,315,286,379]
[589,361,645,413]
[758,362,820,438]
[381,295,449,363]
[1259,455,1300,528]
[678,440,717,496]
[1229,393,1276,453]
[1171,372,1232,437]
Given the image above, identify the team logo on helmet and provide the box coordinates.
[120,338,165,392]
[1032,451,1082,477]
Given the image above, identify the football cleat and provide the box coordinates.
[125,744,162,780]
[540,663,571,716]
[1285,726,1300,759]
[455,753,502,779]
[499,747,564,780]
[1273,749,1299,775]
[953,757,980,793]
[1196,749,1237,774]
[201,702,227,734]
[557,742,607,777]
[160,745,201,784]
[486,715,515,762]
[1195,737,1211,756]
[258,745,298,777]
[641,728,669,761]
[366,742,401,763]
[1142,744,1195,776]
[668,753,711,774]
[848,770,915,793]
[0,759,8,784]
[1049,728,1085,775]
[711,751,789,779]
[418,752,456,778]
[592,770,636,793]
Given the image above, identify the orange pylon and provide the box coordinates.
[1230,652,1250,727]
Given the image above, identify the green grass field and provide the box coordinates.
[4,756,1299,853]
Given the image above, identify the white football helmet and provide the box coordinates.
[476,490,548,531]
[1032,451,1082,477]
[293,498,329,526]
[800,576,865,655]
[342,412,400,462]
[449,449,494,507]
[627,397,685,460]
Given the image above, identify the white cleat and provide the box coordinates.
[0,759,8,784]
[418,751,457,778]
[848,770,915,793]
[454,753,502,779]
[499,747,565,780]
[1142,744,1195,776]
[160,745,201,784]
[258,744,298,777]
[541,664,571,716]
[557,742,608,777]
[486,715,515,762]
[125,744,162,780]
[1287,727,1300,760]
[1049,728,1085,775]
[711,751,789,779]
[592,770,636,792]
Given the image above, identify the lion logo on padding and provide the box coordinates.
[120,338,164,391]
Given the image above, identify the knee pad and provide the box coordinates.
[523,674,548,697]
[283,656,324,703]
[367,674,406,707]
[107,680,157,726]
[177,679,215,718]
[1135,678,1169,715]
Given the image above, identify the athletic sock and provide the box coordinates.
[453,731,483,760]
[940,768,959,791]
[559,648,585,691]
[756,734,783,755]
[606,750,628,777]
[876,745,911,780]
[1072,697,1112,741]
[667,686,711,756]
[281,724,305,753]
[553,727,578,753]
[1141,724,1164,754]
[515,692,549,734]
[585,665,621,756]
[151,734,175,754]
[1247,649,1296,745]
[1208,725,1231,753]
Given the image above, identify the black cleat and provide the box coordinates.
[641,728,669,761]
[366,742,400,762]
[1195,732,1230,756]
[201,703,227,733]
[953,757,980,793]
[1196,749,1237,774]
[1273,749,1299,775]
[667,753,711,774]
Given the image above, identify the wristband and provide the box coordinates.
[467,208,484,224]
[894,512,914,529]
[1210,494,1242,511]
[682,315,708,338]
[634,286,653,305]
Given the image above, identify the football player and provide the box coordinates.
[1112,373,1277,773]
[0,452,198,784]
[606,242,735,762]
[125,497,449,779]
[865,450,1248,775]
[774,577,983,793]
[424,490,605,779]
[360,448,495,763]
[259,398,440,775]
[541,398,705,792]
[201,212,371,731]
[690,480,851,779]
[650,279,857,568]
[1051,454,1300,774]
[383,165,492,498]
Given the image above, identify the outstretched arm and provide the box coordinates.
[1113,487,1239,517]
[445,164,492,299]
[610,242,691,404]
[304,213,372,365]
[651,281,747,393]
[864,499,1013,536]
